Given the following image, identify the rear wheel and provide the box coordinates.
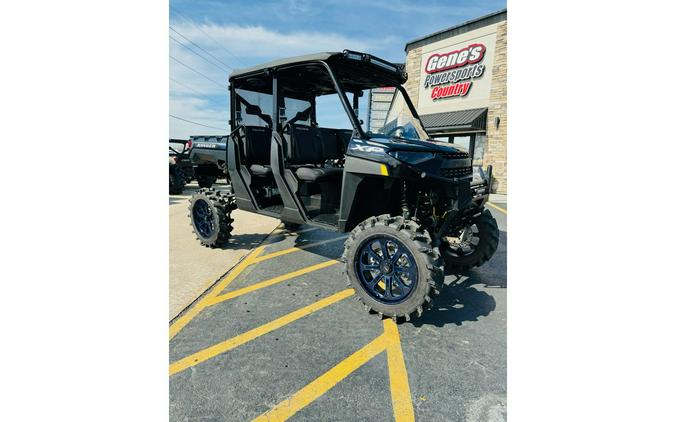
[343,215,444,321]
[441,208,499,270]
[169,165,185,194]
[188,188,235,247]
[196,174,218,188]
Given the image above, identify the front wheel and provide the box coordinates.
[343,215,444,321]
[441,208,499,271]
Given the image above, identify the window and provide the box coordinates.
[315,93,352,129]
[235,88,273,128]
[452,135,471,151]
[473,134,486,166]
[282,95,311,126]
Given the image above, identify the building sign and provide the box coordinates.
[416,28,498,115]
[424,43,486,100]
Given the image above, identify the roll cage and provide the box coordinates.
[224,50,436,232]
[228,50,424,139]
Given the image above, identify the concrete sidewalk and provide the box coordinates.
[169,181,280,320]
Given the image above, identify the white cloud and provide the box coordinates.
[169,21,393,138]
[169,96,229,139]
[172,22,373,61]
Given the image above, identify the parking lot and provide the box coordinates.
[170,187,507,421]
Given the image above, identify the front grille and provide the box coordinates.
[439,167,472,178]
[440,151,469,159]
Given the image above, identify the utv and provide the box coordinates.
[188,135,229,188]
[169,138,194,194]
[188,50,499,321]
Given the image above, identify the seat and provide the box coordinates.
[242,126,272,177]
[285,124,346,213]
[287,125,345,176]
[296,166,342,182]
[250,164,272,177]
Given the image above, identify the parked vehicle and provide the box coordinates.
[188,135,229,188]
[169,138,194,194]
[188,50,498,321]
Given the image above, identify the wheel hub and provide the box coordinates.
[380,261,393,274]
[354,235,418,304]
[192,198,215,238]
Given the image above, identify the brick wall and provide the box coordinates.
[404,47,422,108]
[484,21,507,194]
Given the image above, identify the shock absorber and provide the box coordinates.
[401,181,410,220]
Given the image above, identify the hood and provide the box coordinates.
[367,134,468,155]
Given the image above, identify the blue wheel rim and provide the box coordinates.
[192,198,215,238]
[354,235,418,304]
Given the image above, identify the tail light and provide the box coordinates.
[186,139,193,149]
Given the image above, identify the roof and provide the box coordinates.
[229,52,338,79]
[420,108,487,133]
[405,9,507,52]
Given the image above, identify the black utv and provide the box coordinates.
[169,138,194,194]
[189,135,229,188]
[188,50,499,321]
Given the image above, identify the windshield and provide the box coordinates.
[369,87,429,141]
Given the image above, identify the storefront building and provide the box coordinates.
[367,87,396,133]
[402,9,507,194]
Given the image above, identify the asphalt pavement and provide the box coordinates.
[169,200,507,421]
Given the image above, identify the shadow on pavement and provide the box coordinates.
[411,274,497,328]
[412,230,506,328]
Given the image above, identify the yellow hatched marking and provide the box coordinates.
[253,237,347,263]
[251,319,415,422]
[169,289,354,376]
[169,246,265,340]
[205,260,339,307]
[252,335,388,422]
[383,319,415,422]
[487,201,507,214]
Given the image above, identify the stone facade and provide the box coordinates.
[484,21,507,194]
[402,19,507,194]
[404,47,422,109]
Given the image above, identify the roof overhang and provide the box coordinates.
[229,50,406,87]
[420,108,487,133]
[405,9,506,53]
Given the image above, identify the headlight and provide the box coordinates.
[389,151,435,165]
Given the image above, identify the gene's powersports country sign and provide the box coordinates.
[423,43,486,100]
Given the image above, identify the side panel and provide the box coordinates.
[338,155,393,232]
[227,132,258,213]
[270,132,307,224]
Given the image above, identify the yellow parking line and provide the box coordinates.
[487,201,507,214]
[383,319,415,422]
[253,236,347,263]
[251,334,388,422]
[169,289,354,376]
[169,246,265,340]
[205,260,339,307]
[252,319,416,422]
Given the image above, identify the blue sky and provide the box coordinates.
[169,0,506,138]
